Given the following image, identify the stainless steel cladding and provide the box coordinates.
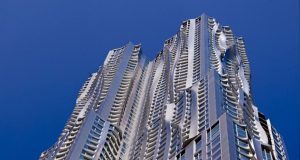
[40,14,288,160]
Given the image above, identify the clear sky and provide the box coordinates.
[0,0,299,159]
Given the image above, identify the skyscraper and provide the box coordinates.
[40,14,288,160]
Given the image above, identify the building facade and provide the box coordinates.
[40,14,288,160]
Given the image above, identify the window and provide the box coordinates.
[237,139,249,148]
[207,122,220,141]
[177,150,186,160]
[234,123,252,160]
[262,148,273,160]
[236,125,247,139]
[206,122,221,160]
[194,151,202,160]
[212,135,220,146]
[195,136,202,150]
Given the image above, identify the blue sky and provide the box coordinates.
[0,0,299,159]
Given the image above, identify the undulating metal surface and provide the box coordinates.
[40,14,288,160]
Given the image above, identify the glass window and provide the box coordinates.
[262,148,273,160]
[212,135,220,147]
[194,151,202,160]
[212,143,220,154]
[237,139,249,148]
[212,149,221,159]
[238,147,250,155]
[236,125,247,138]
[195,136,202,150]
[239,154,251,160]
